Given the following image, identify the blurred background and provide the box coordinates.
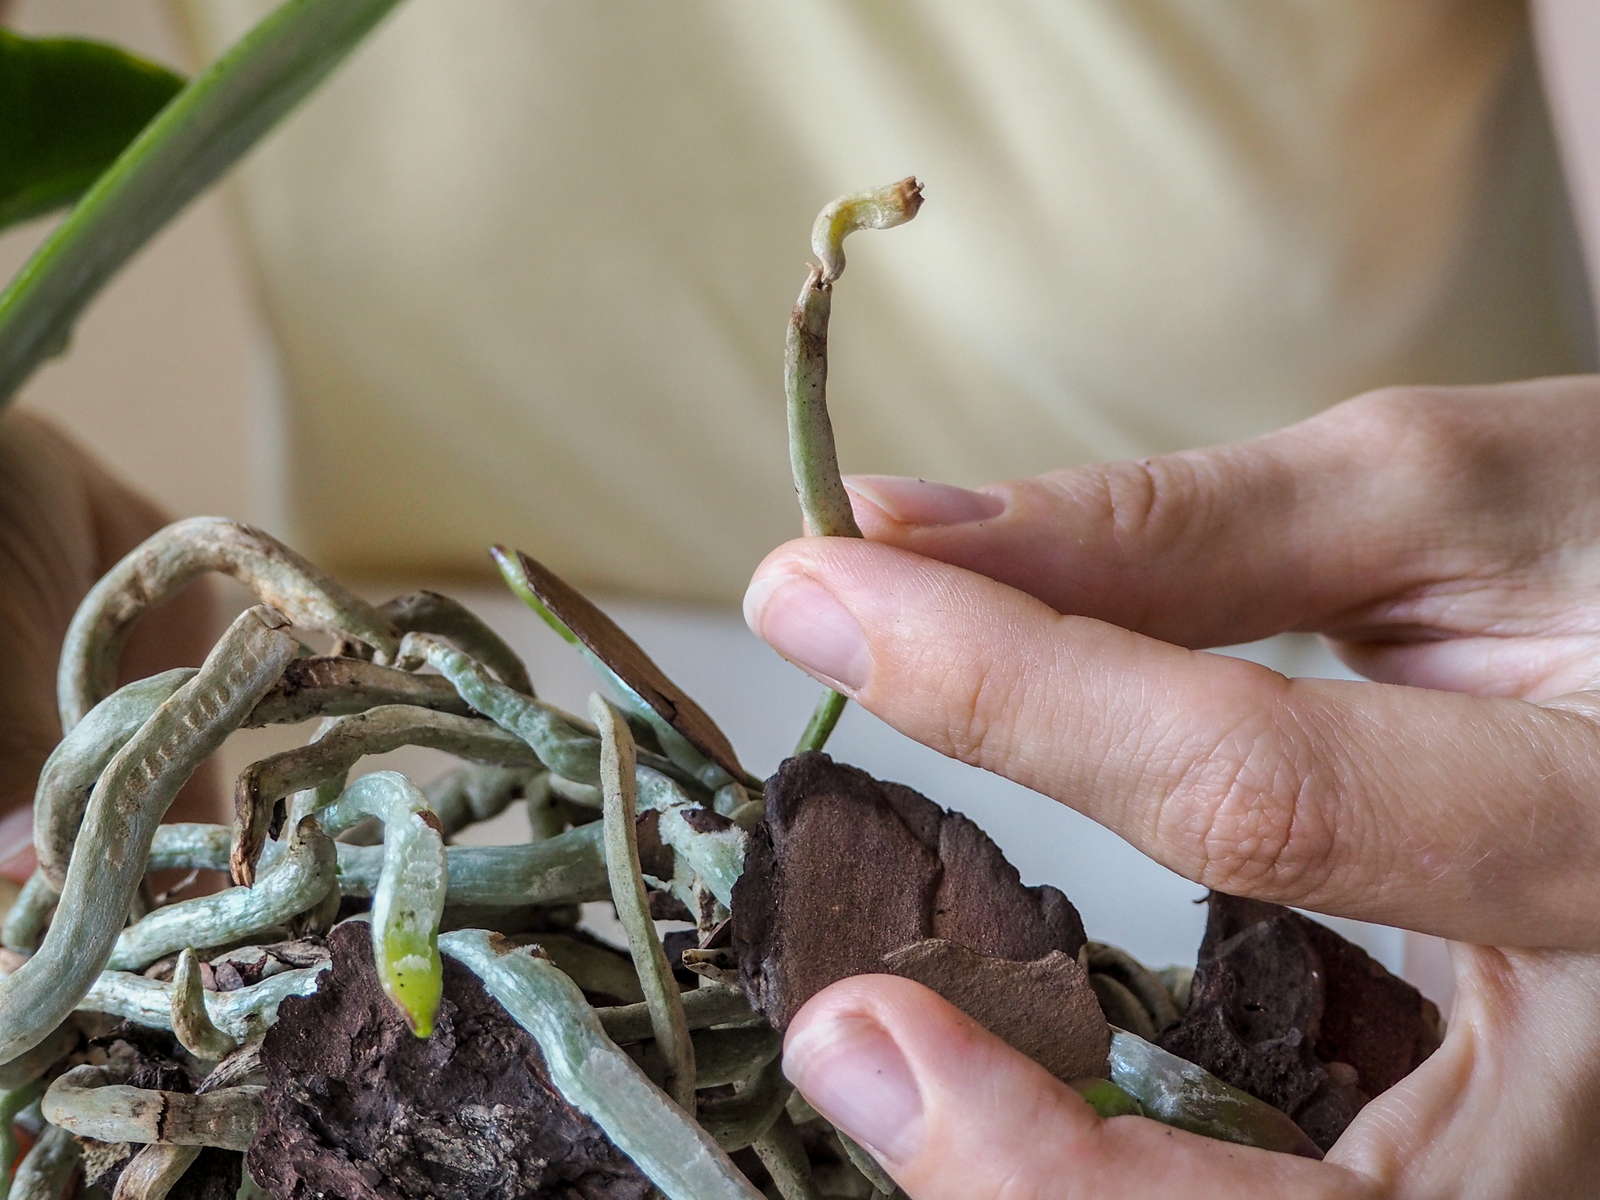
[4,0,1596,986]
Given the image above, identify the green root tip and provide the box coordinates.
[1071,1078,1145,1118]
[382,955,443,1041]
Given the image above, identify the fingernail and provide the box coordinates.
[743,573,869,691]
[846,475,1004,526]
[785,1012,924,1165]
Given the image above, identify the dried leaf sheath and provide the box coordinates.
[494,546,750,787]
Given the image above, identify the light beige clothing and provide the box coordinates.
[179,0,1592,604]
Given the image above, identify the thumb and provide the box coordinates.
[783,975,1355,1199]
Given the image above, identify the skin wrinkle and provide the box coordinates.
[1270,689,1390,911]
[1166,707,1308,899]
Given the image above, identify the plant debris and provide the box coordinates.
[883,939,1109,1081]
[494,548,747,783]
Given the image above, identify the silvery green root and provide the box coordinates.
[0,1080,45,1197]
[593,695,696,1109]
[0,605,298,1064]
[136,818,611,908]
[233,703,539,884]
[439,930,763,1200]
[113,1143,201,1200]
[244,655,472,726]
[700,1056,791,1152]
[372,588,535,695]
[599,982,758,1042]
[1086,941,1183,1032]
[33,669,193,890]
[530,932,645,1003]
[632,1026,781,1089]
[404,631,747,910]
[1107,1030,1323,1158]
[423,764,544,837]
[79,963,330,1044]
[0,1027,76,1093]
[0,872,55,953]
[754,1111,824,1200]
[42,1066,262,1151]
[340,825,609,906]
[57,518,396,728]
[108,818,336,970]
[170,949,237,1062]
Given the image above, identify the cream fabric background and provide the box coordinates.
[176,0,1594,602]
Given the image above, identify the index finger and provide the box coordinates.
[744,538,1600,949]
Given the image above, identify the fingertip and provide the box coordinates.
[784,974,1100,1190]
[742,555,872,692]
[784,976,1352,1199]
[784,977,930,1166]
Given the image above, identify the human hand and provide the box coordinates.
[0,411,212,882]
[744,377,1600,1197]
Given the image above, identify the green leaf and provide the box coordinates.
[0,0,405,407]
[0,32,184,232]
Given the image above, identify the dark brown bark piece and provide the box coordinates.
[1157,894,1441,1151]
[502,549,746,782]
[732,753,1086,1030]
[249,924,651,1199]
[883,940,1109,1080]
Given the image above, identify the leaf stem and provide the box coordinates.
[794,690,847,755]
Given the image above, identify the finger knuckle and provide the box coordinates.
[1089,455,1204,557]
[1334,385,1477,479]
[938,652,1032,774]
[1162,696,1338,902]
